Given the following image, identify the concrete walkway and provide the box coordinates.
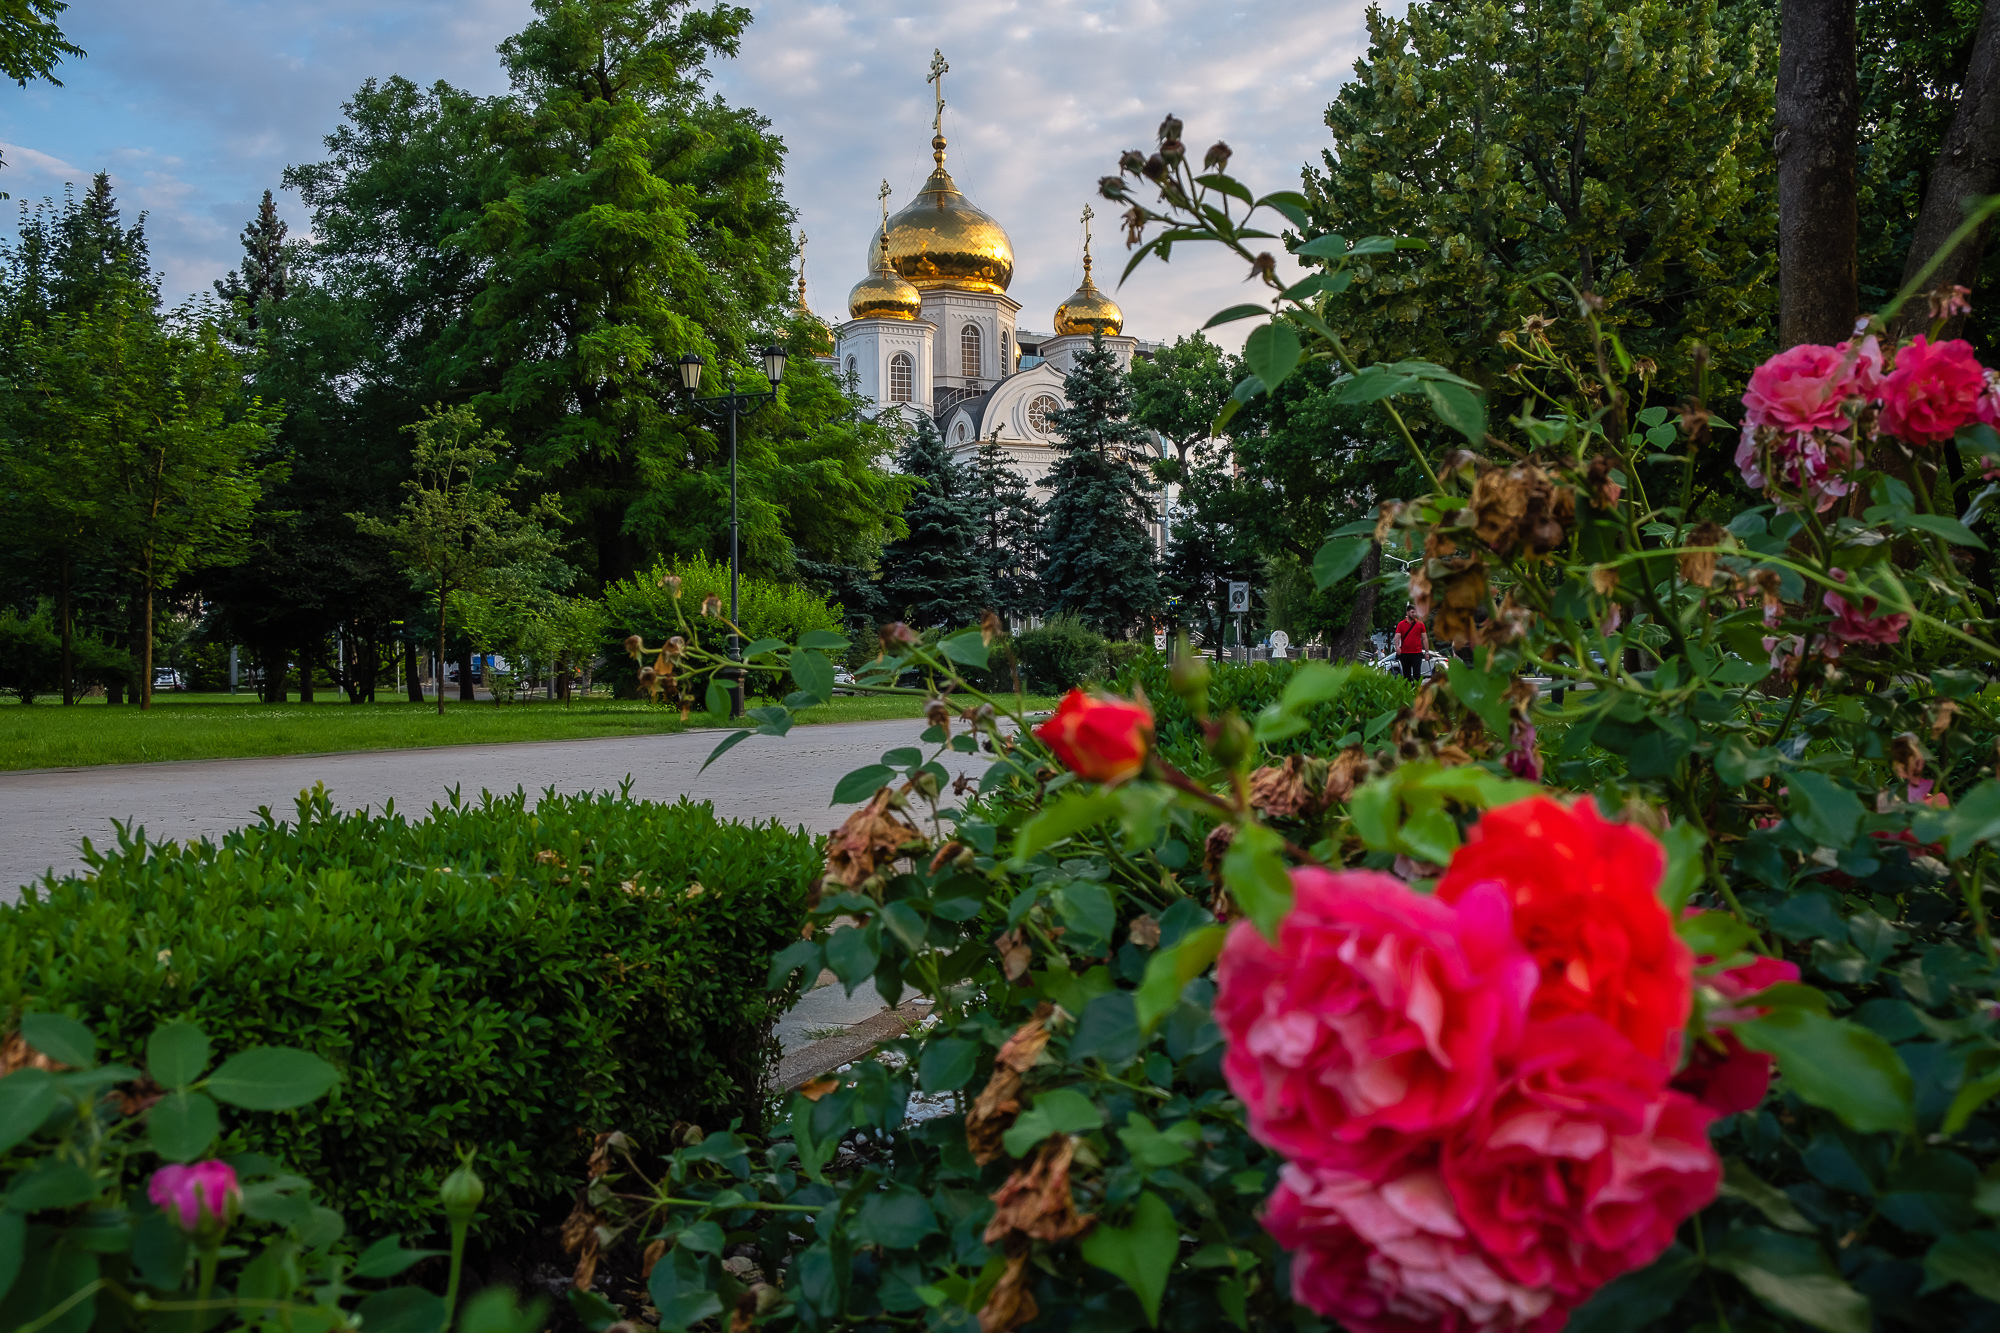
[0,718,983,898]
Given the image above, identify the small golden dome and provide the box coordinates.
[1054,254,1123,337]
[848,233,923,321]
[867,137,1014,295]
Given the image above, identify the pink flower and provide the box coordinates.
[1822,569,1909,651]
[1214,870,1537,1172]
[147,1160,242,1236]
[1266,1160,1568,1333]
[1741,343,1864,439]
[1671,935,1800,1115]
[1501,720,1543,784]
[1878,335,1986,444]
[1975,369,2000,430]
[1444,1018,1720,1296]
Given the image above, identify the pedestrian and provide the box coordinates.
[1393,605,1427,681]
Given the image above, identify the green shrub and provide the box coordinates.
[1012,615,1110,693]
[601,554,843,697]
[0,601,131,702]
[0,785,818,1242]
[1111,653,1416,773]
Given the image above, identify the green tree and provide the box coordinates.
[0,0,79,88]
[213,190,292,334]
[1041,336,1161,636]
[877,417,987,629]
[965,432,1042,624]
[1305,0,1778,391]
[351,405,565,714]
[1128,331,1232,467]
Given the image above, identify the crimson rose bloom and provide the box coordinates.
[1443,1017,1720,1297]
[1033,689,1152,784]
[1672,948,1801,1115]
[1437,797,1693,1065]
[1214,869,1537,1171]
[148,1160,242,1236]
[1265,1161,1567,1333]
[1878,335,1986,444]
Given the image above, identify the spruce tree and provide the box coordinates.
[1040,334,1161,637]
[213,190,289,330]
[966,433,1042,624]
[877,417,989,629]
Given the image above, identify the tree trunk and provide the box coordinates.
[58,554,73,706]
[405,637,424,704]
[1888,0,2000,342]
[437,599,449,716]
[260,644,289,702]
[1776,0,1860,348]
[1328,544,1382,661]
[140,582,154,710]
[299,641,316,704]
[458,649,476,702]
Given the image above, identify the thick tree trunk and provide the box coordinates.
[458,649,476,702]
[405,637,424,704]
[260,644,288,703]
[1328,545,1383,662]
[1888,0,2000,342]
[299,642,316,704]
[1776,0,1860,348]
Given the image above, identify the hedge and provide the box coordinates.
[600,554,843,698]
[1110,654,1417,773]
[0,785,818,1241]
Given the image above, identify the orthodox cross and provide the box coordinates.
[796,230,808,306]
[928,49,949,137]
[878,179,892,226]
[1081,204,1095,256]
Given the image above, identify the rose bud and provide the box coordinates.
[1157,113,1183,144]
[148,1161,242,1238]
[1204,141,1232,170]
[638,666,658,688]
[440,1149,486,1226]
[1098,176,1129,201]
[624,634,643,659]
[1160,138,1185,164]
[1119,149,1147,175]
[925,697,951,728]
[879,622,918,651]
[1034,689,1153,785]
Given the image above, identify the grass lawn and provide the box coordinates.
[0,689,1060,771]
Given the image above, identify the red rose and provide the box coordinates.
[1671,933,1801,1115]
[1443,1017,1719,1298]
[1214,869,1537,1172]
[1437,797,1693,1065]
[1033,689,1152,784]
[1878,335,1986,444]
[1265,1160,1569,1333]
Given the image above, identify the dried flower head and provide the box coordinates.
[1248,252,1277,281]
[1097,175,1128,201]
[1584,455,1623,508]
[823,786,928,888]
[665,635,687,658]
[701,594,723,618]
[1119,149,1147,175]
[624,634,644,659]
[1142,153,1167,182]
[1157,113,1183,144]
[1930,283,1974,321]
[1468,464,1574,558]
[1204,141,1233,170]
[879,621,918,652]
[1679,521,1729,588]
[662,574,682,598]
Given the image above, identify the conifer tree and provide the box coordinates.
[966,432,1041,624]
[877,417,988,629]
[213,190,290,331]
[1040,335,1161,636]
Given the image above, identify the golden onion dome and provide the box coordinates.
[847,233,924,321]
[867,136,1013,295]
[1053,253,1123,337]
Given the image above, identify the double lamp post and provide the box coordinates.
[675,345,788,719]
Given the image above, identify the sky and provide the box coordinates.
[0,0,1385,349]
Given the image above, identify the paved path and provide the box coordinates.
[0,719,984,899]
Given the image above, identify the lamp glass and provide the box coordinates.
[677,353,705,392]
[762,345,789,384]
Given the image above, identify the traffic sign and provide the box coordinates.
[1227,582,1250,613]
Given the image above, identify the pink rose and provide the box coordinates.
[1741,343,1862,439]
[1443,1018,1719,1297]
[1822,568,1909,652]
[1214,870,1537,1171]
[1266,1160,1568,1333]
[147,1160,242,1236]
[1878,335,1986,444]
[1975,369,2000,430]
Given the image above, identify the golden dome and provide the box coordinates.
[867,136,1014,295]
[1054,253,1123,337]
[848,232,923,321]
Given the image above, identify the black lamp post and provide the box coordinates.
[677,345,789,718]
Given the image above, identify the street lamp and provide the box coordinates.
[677,346,788,718]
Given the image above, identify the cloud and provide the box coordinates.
[0,0,1380,343]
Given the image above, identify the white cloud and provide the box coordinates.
[0,0,1385,344]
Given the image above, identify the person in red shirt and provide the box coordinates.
[1393,606,1427,680]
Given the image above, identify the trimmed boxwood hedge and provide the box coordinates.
[0,785,817,1241]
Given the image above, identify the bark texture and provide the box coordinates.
[1777,0,1860,348]
[1888,0,2000,342]
[1329,545,1383,662]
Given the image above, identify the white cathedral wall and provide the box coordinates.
[919,289,1019,391]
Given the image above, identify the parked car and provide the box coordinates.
[152,668,185,691]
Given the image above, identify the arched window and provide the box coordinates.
[961,323,982,378]
[1028,394,1061,436]
[845,355,856,377]
[889,352,914,403]
[956,421,968,442]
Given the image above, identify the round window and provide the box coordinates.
[1027,394,1061,436]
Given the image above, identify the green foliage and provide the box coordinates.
[1304,0,1778,391]
[1012,615,1113,694]
[600,552,840,697]
[1040,336,1162,637]
[0,784,818,1241]
[0,0,80,89]
[965,436,1043,624]
[877,418,988,629]
[0,1012,547,1333]
[1113,653,1415,774]
[0,600,129,703]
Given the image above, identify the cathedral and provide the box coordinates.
[825,52,1160,491]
